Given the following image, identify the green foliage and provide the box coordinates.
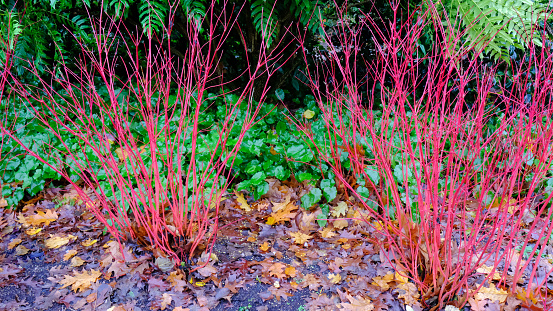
[425,0,552,61]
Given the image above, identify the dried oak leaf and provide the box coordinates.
[59,269,102,293]
[338,293,374,311]
[289,231,311,245]
[8,238,22,250]
[331,201,348,218]
[17,209,58,227]
[235,191,252,212]
[371,272,394,291]
[45,234,76,249]
[15,245,30,256]
[269,262,286,279]
[70,256,85,267]
[259,241,270,252]
[396,282,420,305]
[64,250,78,261]
[328,273,341,284]
[267,203,298,225]
[271,193,291,212]
[474,283,508,303]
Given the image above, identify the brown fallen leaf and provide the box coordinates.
[396,282,420,305]
[372,272,394,291]
[328,273,341,284]
[15,245,30,256]
[269,262,286,279]
[331,201,348,217]
[59,269,102,293]
[320,227,336,238]
[332,219,349,230]
[259,242,270,252]
[64,250,78,261]
[473,283,508,303]
[271,193,291,212]
[8,238,22,250]
[284,265,297,278]
[267,203,298,225]
[338,293,374,311]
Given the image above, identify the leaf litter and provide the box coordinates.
[0,181,550,311]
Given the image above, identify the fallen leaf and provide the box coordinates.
[197,263,217,278]
[338,293,374,311]
[372,272,394,291]
[289,231,311,244]
[476,264,502,281]
[284,265,297,278]
[267,203,298,225]
[86,293,97,303]
[271,193,291,212]
[235,191,252,212]
[268,262,286,279]
[160,293,172,310]
[70,256,86,267]
[64,250,78,261]
[259,242,270,252]
[18,209,58,227]
[396,282,420,305]
[320,227,336,238]
[474,283,508,303]
[331,201,348,217]
[333,219,349,230]
[26,227,42,236]
[81,239,98,247]
[45,234,76,249]
[15,245,30,256]
[328,273,341,284]
[59,269,102,293]
[303,110,315,119]
[8,238,22,250]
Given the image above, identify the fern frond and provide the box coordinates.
[429,0,551,62]
[250,0,278,47]
[182,0,206,30]
[138,0,168,38]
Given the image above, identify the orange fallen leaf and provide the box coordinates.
[259,242,270,252]
[59,269,102,293]
[86,293,97,303]
[269,262,286,279]
[320,227,336,238]
[284,265,297,278]
[247,236,256,243]
[267,203,298,225]
[396,282,420,305]
[18,209,58,227]
[271,193,291,212]
[289,231,311,244]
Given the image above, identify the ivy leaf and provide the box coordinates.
[255,182,269,200]
[320,179,337,202]
[364,165,380,185]
[301,188,322,210]
[250,171,267,186]
[274,166,289,180]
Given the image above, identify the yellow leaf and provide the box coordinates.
[45,234,76,249]
[328,273,341,284]
[81,239,98,247]
[267,202,298,225]
[70,256,86,267]
[8,238,22,250]
[15,245,30,256]
[395,271,409,284]
[64,250,78,261]
[372,272,394,291]
[474,283,508,303]
[115,145,147,162]
[194,281,206,287]
[247,236,256,243]
[271,193,291,212]
[303,110,315,119]
[396,282,420,305]
[476,264,502,281]
[259,242,270,252]
[289,231,312,245]
[26,227,42,235]
[59,269,102,293]
[331,201,348,217]
[234,191,251,212]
